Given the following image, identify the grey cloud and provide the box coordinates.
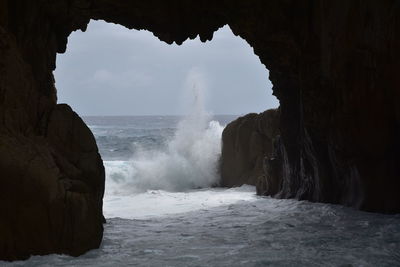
[55,20,279,116]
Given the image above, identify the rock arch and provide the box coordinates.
[0,0,399,260]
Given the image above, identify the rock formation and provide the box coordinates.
[220,109,279,187]
[0,103,104,260]
[1,0,399,260]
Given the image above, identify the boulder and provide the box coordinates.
[220,109,280,187]
[0,104,104,261]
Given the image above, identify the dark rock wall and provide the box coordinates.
[1,0,105,260]
[1,0,399,260]
[220,109,280,187]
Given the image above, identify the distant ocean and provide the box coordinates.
[83,115,236,161]
[5,115,400,266]
[84,114,237,194]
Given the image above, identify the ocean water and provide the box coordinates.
[3,113,400,267]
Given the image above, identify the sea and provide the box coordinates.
[3,112,400,266]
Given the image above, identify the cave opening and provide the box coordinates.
[3,2,400,264]
[54,19,279,218]
[55,20,278,116]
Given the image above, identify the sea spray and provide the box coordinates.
[105,70,224,194]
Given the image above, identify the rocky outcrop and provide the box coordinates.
[1,0,400,260]
[0,105,104,260]
[220,109,279,187]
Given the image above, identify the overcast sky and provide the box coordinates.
[55,20,278,116]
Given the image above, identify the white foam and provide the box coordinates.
[104,70,224,194]
[103,185,256,219]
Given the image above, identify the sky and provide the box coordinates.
[54,20,279,116]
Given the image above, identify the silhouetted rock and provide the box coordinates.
[220,109,280,187]
[0,104,104,261]
[1,0,400,260]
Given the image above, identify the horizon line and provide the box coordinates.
[81,114,245,117]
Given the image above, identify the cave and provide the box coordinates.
[1,0,399,261]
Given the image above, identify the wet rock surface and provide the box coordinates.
[1,0,400,260]
[220,109,279,187]
[0,104,104,261]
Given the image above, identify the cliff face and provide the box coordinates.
[220,109,280,187]
[1,0,399,260]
